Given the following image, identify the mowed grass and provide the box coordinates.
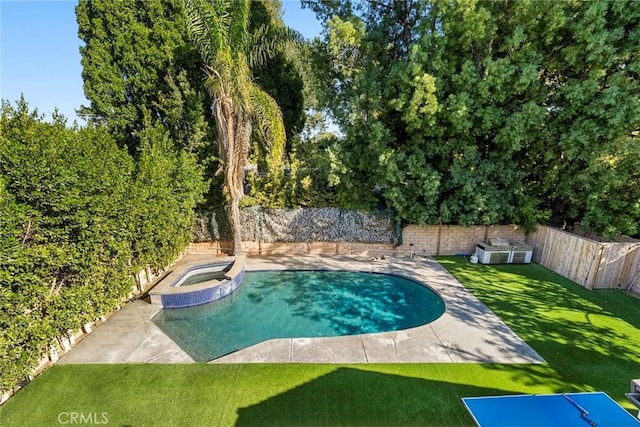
[1,257,638,426]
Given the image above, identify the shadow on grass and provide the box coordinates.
[439,257,640,403]
[235,367,509,427]
[1,363,557,427]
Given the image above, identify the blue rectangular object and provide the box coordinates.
[462,392,640,427]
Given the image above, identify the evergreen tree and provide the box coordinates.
[76,0,213,156]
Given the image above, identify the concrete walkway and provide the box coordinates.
[59,254,544,365]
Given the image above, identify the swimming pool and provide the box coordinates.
[152,270,445,361]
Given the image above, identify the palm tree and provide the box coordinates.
[183,0,286,255]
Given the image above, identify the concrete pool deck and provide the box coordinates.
[58,254,544,365]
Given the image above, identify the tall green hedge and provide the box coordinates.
[0,99,206,393]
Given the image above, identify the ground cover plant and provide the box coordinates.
[1,258,638,426]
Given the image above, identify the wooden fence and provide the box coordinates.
[525,225,640,290]
[630,271,640,296]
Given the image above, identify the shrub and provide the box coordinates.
[0,99,206,393]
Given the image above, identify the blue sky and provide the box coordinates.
[0,0,323,124]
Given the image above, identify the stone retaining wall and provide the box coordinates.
[194,207,396,244]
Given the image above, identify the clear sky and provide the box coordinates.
[0,0,323,124]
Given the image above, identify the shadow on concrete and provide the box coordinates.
[235,367,513,427]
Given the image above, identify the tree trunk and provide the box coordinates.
[214,93,252,255]
[229,195,242,255]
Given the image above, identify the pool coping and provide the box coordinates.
[58,254,545,365]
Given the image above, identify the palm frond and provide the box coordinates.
[248,83,286,169]
[182,0,231,65]
[228,0,251,53]
[248,25,297,69]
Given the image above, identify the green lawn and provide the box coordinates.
[1,258,638,426]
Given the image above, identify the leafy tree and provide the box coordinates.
[305,0,640,235]
[182,0,288,254]
[522,0,640,236]
[239,0,309,208]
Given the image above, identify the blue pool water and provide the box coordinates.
[152,270,445,361]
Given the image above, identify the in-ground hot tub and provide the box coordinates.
[150,255,245,309]
[174,264,229,287]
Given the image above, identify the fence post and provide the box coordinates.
[589,245,605,290]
